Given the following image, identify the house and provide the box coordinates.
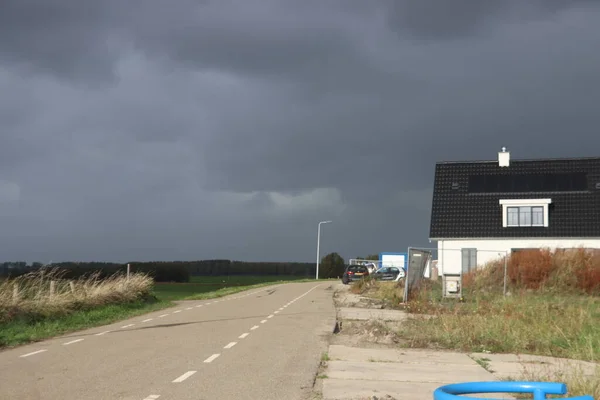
[429,147,600,276]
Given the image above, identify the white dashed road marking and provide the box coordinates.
[172,371,197,383]
[142,318,153,323]
[196,305,202,308]
[95,331,111,336]
[143,395,160,400]
[224,342,237,349]
[173,310,182,314]
[159,314,168,318]
[63,339,84,346]
[250,325,259,330]
[267,314,274,318]
[260,319,267,324]
[121,324,135,329]
[20,350,47,358]
[186,307,193,310]
[239,333,249,339]
[204,354,220,363]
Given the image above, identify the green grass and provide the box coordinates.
[0,299,171,348]
[189,275,309,285]
[0,275,318,349]
[154,275,312,301]
[395,285,600,362]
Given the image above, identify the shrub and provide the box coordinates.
[463,247,600,295]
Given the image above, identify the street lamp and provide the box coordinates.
[315,220,332,279]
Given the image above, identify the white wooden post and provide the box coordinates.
[12,283,19,303]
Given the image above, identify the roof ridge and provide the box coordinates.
[437,156,600,165]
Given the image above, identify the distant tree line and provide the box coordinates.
[0,260,316,283]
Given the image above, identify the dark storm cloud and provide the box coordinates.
[1,1,600,263]
[0,0,134,81]
[384,0,599,40]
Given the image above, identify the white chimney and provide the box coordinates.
[498,147,510,167]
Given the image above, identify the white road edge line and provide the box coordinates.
[172,371,197,383]
[224,342,237,349]
[143,395,161,400]
[239,333,249,339]
[250,325,259,330]
[204,354,220,363]
[20,350,47,358]
[63,339,84,345]
[95,331,111,336]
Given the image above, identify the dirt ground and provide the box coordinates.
[329,283,408,349]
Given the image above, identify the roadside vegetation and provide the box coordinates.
[0,268,314,348]
[351,248,600,397]
[397,248,600,361]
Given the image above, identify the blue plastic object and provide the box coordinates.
[433,381,593,400]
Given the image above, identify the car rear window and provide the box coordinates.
[347,266,367,273]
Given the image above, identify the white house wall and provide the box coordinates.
[380,254,407,269]
[436,238,600,275]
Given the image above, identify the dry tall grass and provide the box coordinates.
[393,248,600,361]
[464,247,600,295]
[507,361,600,399]
[0,268,154,323]
[399,291,599,361]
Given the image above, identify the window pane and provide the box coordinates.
[519,206,531,226]
[507,207,519,226]
[532,206,544,226]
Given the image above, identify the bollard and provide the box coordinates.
[433,381,593,400]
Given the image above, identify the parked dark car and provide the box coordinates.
[341,265,369,284]
[371,266,405,281]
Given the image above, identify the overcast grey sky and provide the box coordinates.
[1,0,600,263]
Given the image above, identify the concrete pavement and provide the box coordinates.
[317,283,598,399]
[321,345,513,400]
[0,282,336,400]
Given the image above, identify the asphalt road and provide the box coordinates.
[0,282,336,400]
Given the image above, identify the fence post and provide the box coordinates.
[127,264,130,281]
[12,283,19,303]
[49,280,55,298]
[69,281,76,294]
[503,252,508,297]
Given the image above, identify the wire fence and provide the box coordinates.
[404,247,509,301]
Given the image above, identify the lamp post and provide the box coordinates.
[315,220,332,279]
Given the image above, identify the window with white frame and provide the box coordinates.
[499,199,551,228]
[506,206,544,227]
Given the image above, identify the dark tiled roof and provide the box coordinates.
[429,156,600,239]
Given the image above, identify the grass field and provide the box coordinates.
[153,275,311,301]
[352,275,600,399]
[0,273,315,349]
